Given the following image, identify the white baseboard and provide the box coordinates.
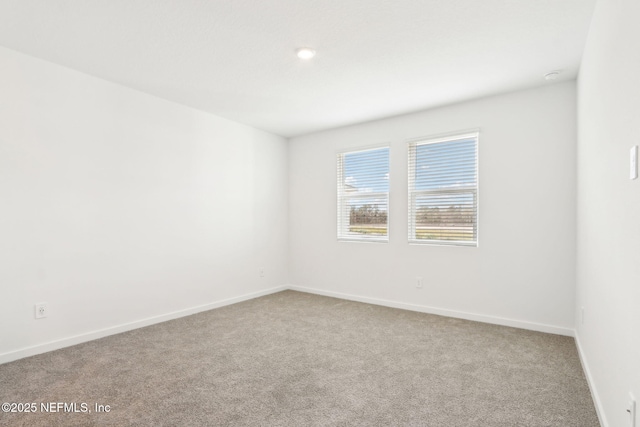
[0,285,287,365]
[1,284,576,366]
[575,332,607,427]
[287,285,575,337]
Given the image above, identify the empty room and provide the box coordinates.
[0,0,638,426]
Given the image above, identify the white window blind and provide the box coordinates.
[408,132,478,246]
[337,146,390,242]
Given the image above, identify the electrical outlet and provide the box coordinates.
[629,392,636,427]
[259,268,264,278]
[35,303,48,319]
[416,277,423,288]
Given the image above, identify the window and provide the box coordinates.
[337,146,390,242]
[408,132,478,246]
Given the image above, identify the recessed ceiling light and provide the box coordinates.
[296,47,316,60]
[544,70,562,81]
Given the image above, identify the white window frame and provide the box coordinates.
[337,145,390,243]
[408,131,479,247]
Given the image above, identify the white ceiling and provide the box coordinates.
[0,0,596,137]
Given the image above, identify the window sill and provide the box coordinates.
[408,239,477,247]
[338,237,389,244]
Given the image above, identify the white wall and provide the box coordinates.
[576,0,640,425]
[289,82,577,335]
[0,46,288,363]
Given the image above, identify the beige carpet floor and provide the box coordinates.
[0,290,599,426]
